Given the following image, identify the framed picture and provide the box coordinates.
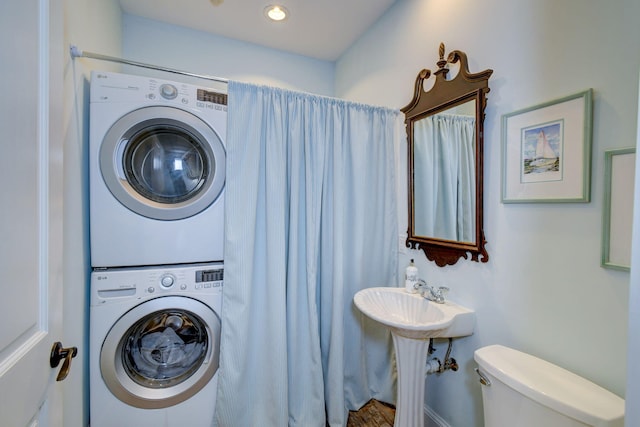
[602,148,636,271]
[501,89,593,203]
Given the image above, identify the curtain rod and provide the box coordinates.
[69,45,229,84]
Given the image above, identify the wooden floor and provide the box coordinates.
[346,399,396,427]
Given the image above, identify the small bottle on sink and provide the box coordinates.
[405,259,418,293]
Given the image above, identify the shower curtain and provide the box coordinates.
[413,114,476,241]
[215,81,400,427]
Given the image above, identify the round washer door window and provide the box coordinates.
[100,106,226,220]
[100,296,221,409]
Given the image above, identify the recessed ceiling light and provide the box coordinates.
[264,5,289,22]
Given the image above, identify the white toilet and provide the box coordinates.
[474,345,625,427]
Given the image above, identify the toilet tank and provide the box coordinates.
[474,345,624,427]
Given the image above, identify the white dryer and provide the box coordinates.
[90,71,227,268]
[90,262,223,427]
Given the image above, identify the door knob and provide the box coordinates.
[50,342,78,382]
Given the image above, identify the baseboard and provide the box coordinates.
[424,404,452,427]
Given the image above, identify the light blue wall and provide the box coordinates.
[122,14,335,96]
[63,1,123,426]
[336,0,640,425]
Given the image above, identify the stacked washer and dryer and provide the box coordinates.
[89,71,227,427]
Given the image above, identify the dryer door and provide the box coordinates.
[100,296,221,409]
[100,106,226,220]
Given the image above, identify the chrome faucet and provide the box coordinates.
[413,279,449,304]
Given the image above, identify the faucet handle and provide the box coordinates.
[436,286,449,296]
[435,287,449,303]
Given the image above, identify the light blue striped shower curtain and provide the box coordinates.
[215,81,400,426]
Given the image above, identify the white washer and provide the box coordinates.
[90,262,223,427]
[90,71,227,268]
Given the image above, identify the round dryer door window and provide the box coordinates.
[100,106,226,220]
[100,296,221,409]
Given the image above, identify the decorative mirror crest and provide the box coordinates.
[402,43,493,266]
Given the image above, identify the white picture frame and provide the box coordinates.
[501,90,593,203]
[602,147,636,271]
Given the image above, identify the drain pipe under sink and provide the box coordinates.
[425,338,459,375]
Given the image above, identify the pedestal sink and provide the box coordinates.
[353,287,475,427]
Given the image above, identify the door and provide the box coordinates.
[99,296,221,409]
[626,71,640,427]
[99,106,226,220]
[0,0,65,426]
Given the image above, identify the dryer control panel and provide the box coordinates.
[90,70,227,109]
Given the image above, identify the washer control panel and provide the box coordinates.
[91,262,224,304]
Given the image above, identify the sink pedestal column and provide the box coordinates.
[391,332,430,427]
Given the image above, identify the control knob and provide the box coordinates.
[160,274,175,288]
[159,84,178,100]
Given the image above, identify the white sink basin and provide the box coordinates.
[353,287,475,339]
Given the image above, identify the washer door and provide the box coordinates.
[100,106,226,220]
[100,296,221,409]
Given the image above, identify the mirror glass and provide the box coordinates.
[402,44,492,266]
[413,99,476,243]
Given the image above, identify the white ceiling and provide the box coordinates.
[118,0,397,61]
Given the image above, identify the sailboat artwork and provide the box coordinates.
[522,121,563,179]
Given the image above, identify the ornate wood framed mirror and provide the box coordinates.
[402,44,492,266]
